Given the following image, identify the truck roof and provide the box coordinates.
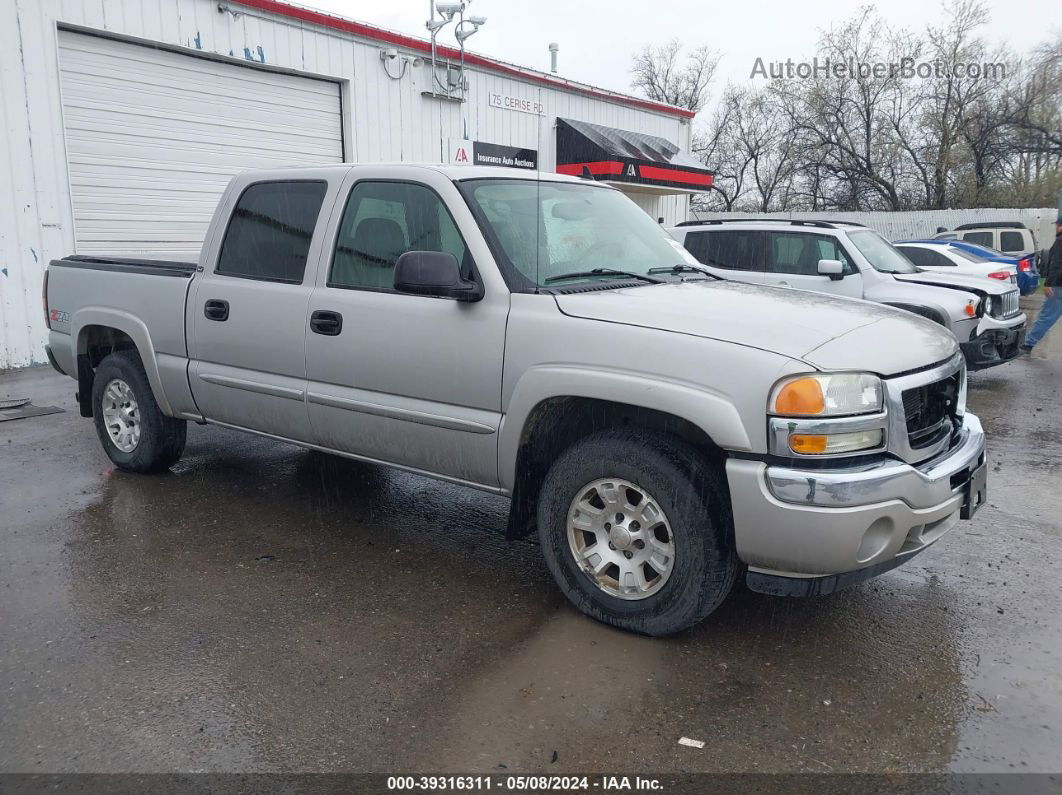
[235,163,594,185]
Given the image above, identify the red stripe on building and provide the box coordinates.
[231,0,697,120]
[558,161,713,188]
[556,161,626,177]
[638,165,714,187]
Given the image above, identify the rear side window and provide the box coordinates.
[962,231,993,247]
[684,230,764,271]
[900,246,933,267]
[216,181,327,283]
[999,231,1025,252]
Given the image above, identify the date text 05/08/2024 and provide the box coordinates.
[386,776,664,791]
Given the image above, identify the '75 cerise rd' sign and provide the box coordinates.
[488,92,544,115]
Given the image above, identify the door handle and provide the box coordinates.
[204,299,229,321]
[310,310,343,336]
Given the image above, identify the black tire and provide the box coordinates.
[91,349,186,473]
[537,429,738,636]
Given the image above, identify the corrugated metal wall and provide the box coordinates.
[691,208,1058,253]
[1,0,692,369]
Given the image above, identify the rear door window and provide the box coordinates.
[999,231,1025,252]
[216,181,327,283]
[962,231,994,247]
[684,230,765,271]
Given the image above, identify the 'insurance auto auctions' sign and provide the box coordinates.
[449,139,538,170]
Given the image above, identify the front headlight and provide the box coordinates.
[769,372,883,417]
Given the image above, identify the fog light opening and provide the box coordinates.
[856,517,895,563]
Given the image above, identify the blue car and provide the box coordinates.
[896,239,1039,295]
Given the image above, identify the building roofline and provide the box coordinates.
[230,0,697,120]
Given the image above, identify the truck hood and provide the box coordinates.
[894,270,1015,295]
[554,281,958,376]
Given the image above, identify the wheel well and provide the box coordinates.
[505,397,726,539]
[76,326,139,418]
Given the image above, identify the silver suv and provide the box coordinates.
[669,220,1025,370]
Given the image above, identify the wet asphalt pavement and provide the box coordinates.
[1,299,1060,776]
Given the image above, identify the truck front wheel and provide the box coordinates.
[91,350,186,473]
[537,429,738,636]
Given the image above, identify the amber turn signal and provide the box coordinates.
[772,377,825,416]
[789,429,884,455]
[789,434,828,454]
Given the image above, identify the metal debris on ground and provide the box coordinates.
[678,737,705,749]
[0,399,65,422]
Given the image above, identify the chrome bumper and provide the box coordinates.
[726,413,985,580]
[765,413,984,510]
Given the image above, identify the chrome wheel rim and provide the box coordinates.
[101,378,140,453]
[566,478,675,600]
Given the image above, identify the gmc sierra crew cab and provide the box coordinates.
[44,165,988,635]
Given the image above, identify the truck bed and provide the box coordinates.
[46,254,199,381]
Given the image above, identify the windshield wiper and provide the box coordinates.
[544,268,664,284]
[647,263,723,280]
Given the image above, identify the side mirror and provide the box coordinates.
[817,259,844,281]
[393,251,483,302]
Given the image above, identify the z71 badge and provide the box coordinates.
[49,308,70,329]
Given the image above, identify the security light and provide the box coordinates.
[455,15,486,43]
[435,2,464,19]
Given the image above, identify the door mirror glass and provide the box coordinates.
[394,251,483,302]
[817,258,844,280]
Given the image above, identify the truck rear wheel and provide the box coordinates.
[92,350,186,473]
[537,429,738,636]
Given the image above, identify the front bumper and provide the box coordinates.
[961,321,1025,369]
[726,413,986,591]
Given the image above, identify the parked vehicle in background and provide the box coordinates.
[44,165,990,636]
[669,220,1026,370]
[895,239,1039,295]
[934,221,1038,259]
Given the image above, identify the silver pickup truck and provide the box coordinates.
[44,165,988,635]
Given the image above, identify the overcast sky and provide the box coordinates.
[301,0,1054,107]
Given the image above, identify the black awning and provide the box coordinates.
[555,118,713,192]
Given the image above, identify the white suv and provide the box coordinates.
[933,222,1037,258]
[668,219,1026,370]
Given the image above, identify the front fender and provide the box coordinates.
[72,307,173,416]
[497,365,752,492]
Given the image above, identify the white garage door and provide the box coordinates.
[58,31,344,259]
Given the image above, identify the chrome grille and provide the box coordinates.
[884,354,965,464]
[902,373,960,449]
[991,290,1020,319]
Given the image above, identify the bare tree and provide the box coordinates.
[630,40,721,113]
[691,87,749,211]
[773,7,915,210]
[636,3,1060,212]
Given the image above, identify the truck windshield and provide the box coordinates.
[461,179,701,288]
[848,230,920,274]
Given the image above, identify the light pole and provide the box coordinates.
[425,1,486,99]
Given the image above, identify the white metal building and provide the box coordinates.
[1,0,708,369]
